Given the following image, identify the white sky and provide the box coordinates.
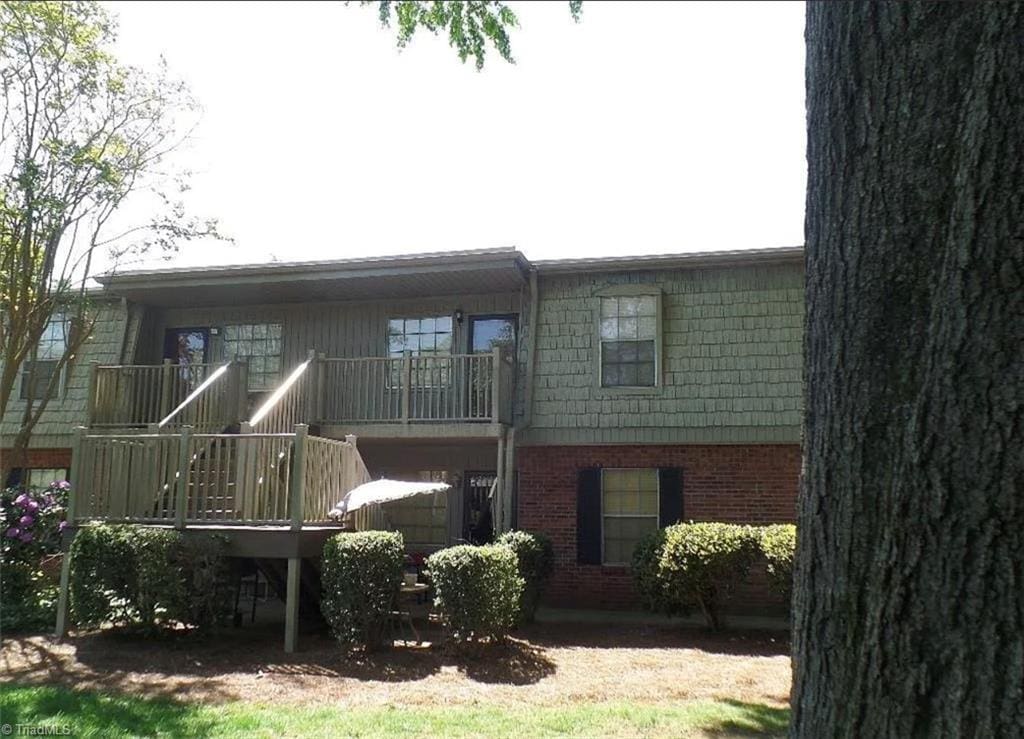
[104,0,806,271]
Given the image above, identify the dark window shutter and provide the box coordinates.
[577,467,602,565]
[5,467,24,489]
[658,467,684,528]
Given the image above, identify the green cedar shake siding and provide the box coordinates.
[1,298,130,449]
[523,263,803,445]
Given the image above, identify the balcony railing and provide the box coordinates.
[69,425,369,528]
[86,349,513,434]
[318,349,513,425]
[88,360,247,432]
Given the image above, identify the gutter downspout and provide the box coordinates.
[522,268,540,431]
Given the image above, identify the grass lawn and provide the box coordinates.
[0,685,789,738]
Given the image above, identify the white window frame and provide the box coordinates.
[593,285,663,391]
[386,315,455,388]
[221,323,283,391]
[23,468,69,488]
[600,467,660,566]
[18,314,69,403]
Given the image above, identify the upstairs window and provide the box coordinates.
[388,316,454,386]
[20,315,68,401]
[223,323,283,390]
[387,316,453,357]
[599,296,658,387]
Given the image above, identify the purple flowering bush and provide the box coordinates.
[1,481,70,632]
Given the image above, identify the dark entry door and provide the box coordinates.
[164,328,210,366]
[469,315,517,356]
[468,315,517,419]
[463,471,497,544]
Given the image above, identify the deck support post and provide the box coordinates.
[284,556,301,653]
[290,424,308,531]
[491,347,502,422]
[495,427,507,533]
[175,425,193,529]
[401,351,412,423]
[54,426,86,639]
[503,427,516,531]
[159,358,174,420]
[235,360,249,422]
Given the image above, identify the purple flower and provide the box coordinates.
[5,527,20,538]
[18,532,33,543]
[14,493,29,507]
[59,521,69,532]
[57,481,71,491]
[19,515,35,528]
[24,500,39,512]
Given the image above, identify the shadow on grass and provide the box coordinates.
[0,684,214,738]
[704,699,791,737]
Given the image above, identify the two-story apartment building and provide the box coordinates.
[2,246,803,611]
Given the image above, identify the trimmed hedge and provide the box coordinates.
[69,524,230,632]
[632,522,760,630]
[320,531,405,650]
[495,530,554,623]
[760,524,797,603]
[427,544,523,644]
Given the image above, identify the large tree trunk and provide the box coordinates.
[793,4,1024,737]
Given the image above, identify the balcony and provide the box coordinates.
[88,361,248,432]
[88,349,514,439]
[314,350,513,437]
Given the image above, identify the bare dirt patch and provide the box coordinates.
[1,622,791,710]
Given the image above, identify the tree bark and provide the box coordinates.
[794,4,1024,737]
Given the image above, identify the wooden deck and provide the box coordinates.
[55,423,371,653]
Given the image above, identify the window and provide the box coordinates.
[599,296,658,387]
[602,468,659,564]
[388,316,454,386]
[223,323,282,390]
[24,468,69,488]
[384,471,449,548]
[387,316,453,357]
[20,316,68,401]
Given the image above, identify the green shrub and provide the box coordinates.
[427,544,523,644]
[495,530,554,623]
[632,522,760,630]
[320,531,404,650]
[0,560,59,633]
[69,524,230,632]
[760,524,797,604]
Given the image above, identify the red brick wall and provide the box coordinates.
[2,448,72,472]
[516,444,800,610]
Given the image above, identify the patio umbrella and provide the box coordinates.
[328,478,451,519]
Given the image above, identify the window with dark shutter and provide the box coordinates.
[576,468,602,565]
[658,467,684,527]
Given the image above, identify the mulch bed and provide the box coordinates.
[1,621,791,709]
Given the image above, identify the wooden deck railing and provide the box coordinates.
[69,425,367,528]
[319,349,513,424]
[302,435,371,523]
[88,360,247,432]
[246,354,314,434]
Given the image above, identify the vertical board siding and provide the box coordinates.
[151,292,523,370]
